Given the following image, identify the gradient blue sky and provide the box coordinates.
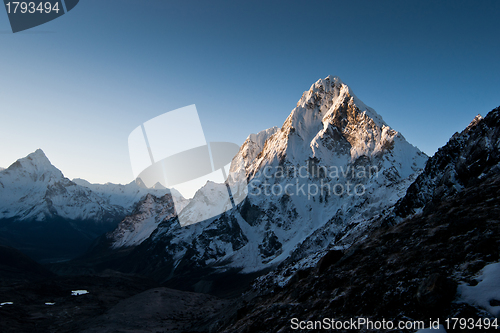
[1,0,499,184]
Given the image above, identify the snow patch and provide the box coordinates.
[458,262,500,317]
[71,290,89,296]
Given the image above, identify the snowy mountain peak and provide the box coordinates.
[309,75,343,91]
[297,76,387,128]
[240,76,425,180]
[0,150,177,223]
[5,149,64,181]
[0,150,109,221]
[24,149,52,166]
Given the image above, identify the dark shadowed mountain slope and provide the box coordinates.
[395,107,500,219]
[0,244,54,285]
[220,173,500,333]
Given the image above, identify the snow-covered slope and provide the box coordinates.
[108,193,186,248]
[232,126,280,171]
[228,106,500,330]
[72,178,173,214]
[112,76,428,286]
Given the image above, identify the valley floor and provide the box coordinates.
[0,272,232,333]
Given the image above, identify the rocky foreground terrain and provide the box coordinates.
[217,173,500,332]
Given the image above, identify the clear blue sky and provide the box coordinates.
[1,0,499,184]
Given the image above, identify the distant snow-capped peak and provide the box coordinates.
[0,149,180,222]
[71,177,175,212]
[3,149,64,182]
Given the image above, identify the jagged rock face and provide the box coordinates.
[107,193,187,248]
[395,106,500,218]
[232,127,280,173]
[112,76,428,291]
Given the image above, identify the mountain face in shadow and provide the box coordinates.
[0,244,54,284]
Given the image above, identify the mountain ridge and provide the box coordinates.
[0,149,177,262]
[394,106,500,219]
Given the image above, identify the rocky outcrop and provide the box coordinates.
[395,106,500,218]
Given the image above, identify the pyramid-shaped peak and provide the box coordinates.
[295,76,387,129]
[19,149,56,170]
[302,75,359,105]
[7,149,62,178]
[26,149,51,163]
